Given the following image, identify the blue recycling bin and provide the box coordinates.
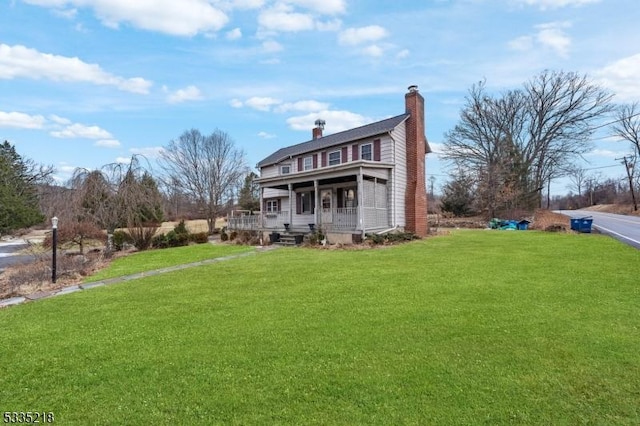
[517,220,530,230]
[571,217,593,233]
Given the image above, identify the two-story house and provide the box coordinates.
[231,85,431,243]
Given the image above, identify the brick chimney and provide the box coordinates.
[404,85,428,237]
[313,119,325,139]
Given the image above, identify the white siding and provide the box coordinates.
[263,188,289,198]
[260,165,280,178]
[389,124,407,228]
[380,135,394,163]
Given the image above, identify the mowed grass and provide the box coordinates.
[84,243,254,282]
[1,231,639,425]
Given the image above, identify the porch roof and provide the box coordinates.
[256,161,392,189]
[257,114,409,168]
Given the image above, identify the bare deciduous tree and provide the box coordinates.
[444,70,614,216]
[159,129,247,234]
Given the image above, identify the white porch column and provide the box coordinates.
[358,167,364,236]
[259,187,264,228]
[314,179,319,227]
[288,183,293,226]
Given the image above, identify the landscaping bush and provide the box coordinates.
[365,231,419,245]
[112,230,133,251]
[229,231,238,241]
[189,232,209,244]
[151,233,168,249]
[220,230,229,242]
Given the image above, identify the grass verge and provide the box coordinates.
[1,231,639,424]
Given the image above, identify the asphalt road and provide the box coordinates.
[0,241,36,273]
[557,210,640,250]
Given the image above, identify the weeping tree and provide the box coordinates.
[68,156,164,251]
[444,70,614,216]
[159,129,247,234]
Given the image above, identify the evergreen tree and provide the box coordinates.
[238,172,260,212]
[0,141,45,234]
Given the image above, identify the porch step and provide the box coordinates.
[276,234,304,246]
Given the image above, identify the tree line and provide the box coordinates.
[1,129,260,250]
[440,69,640,217]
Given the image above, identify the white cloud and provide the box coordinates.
[338,25,388,46]
[276,100,330,113]
[283,0,346,14]
[258,4,315,33]
[130,146,164,159]
[362,44,384,58]
[115,156,132,164]
[316,19,342,32]
[258,131,276,139]
[229,98,244,108]
[508,35,534,51]
[0,43,152,94]
[50,123,112,139]
[397,49,410,59]
[167,85,204,103]
[94,139,121,148]
[245,96,282,111]
[0,111,46,129]
[596,53,640,102]
[23,0,229,36]
[49,114,72,125]
[517,0,600,10]
[586,148,625,159]
[262,40,284,53]
[287,110,372,133]
[535,22,571,57]
[507,22,571,57]
[226,27,242,40]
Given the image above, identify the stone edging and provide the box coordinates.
[0,246,280,309]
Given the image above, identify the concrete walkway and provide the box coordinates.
[0,245,280,309]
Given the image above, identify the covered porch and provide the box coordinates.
[231,163,394,236]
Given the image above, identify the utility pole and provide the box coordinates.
[617,156,638,211]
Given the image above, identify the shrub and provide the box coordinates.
[174,220,189,236]
[166,230,189,248]
[220,230,229,242]
[151,233,168,249]
[189,232,209,244]
[229,231,238,241]
[112,230,133,251]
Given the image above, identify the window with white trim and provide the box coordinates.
[361,143,373,161]
[328,150,341,166]
[303,156,313,171]
[266,200,279,213]
[280,164,291,175]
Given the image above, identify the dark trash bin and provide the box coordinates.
[571,217,593,233]
[517,220,530,231]
[269,232,280,243]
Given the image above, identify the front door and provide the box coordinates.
[321,189,332,225]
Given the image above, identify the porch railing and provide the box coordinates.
[262,211,289,229]
[324,207,357,230]
[226,214,259,230]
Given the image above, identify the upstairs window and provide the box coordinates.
[328,150,341,166]
[361,143,373,161]
[280,164,291,175]
[303,156,313,171]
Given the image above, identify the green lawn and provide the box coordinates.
[1,231,639,425]
[84,243,254,282]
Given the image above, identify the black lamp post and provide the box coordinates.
[52,216,58,283]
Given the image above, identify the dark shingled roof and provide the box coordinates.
[257,113,409,168]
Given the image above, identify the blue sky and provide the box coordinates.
[1,0,639,195]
